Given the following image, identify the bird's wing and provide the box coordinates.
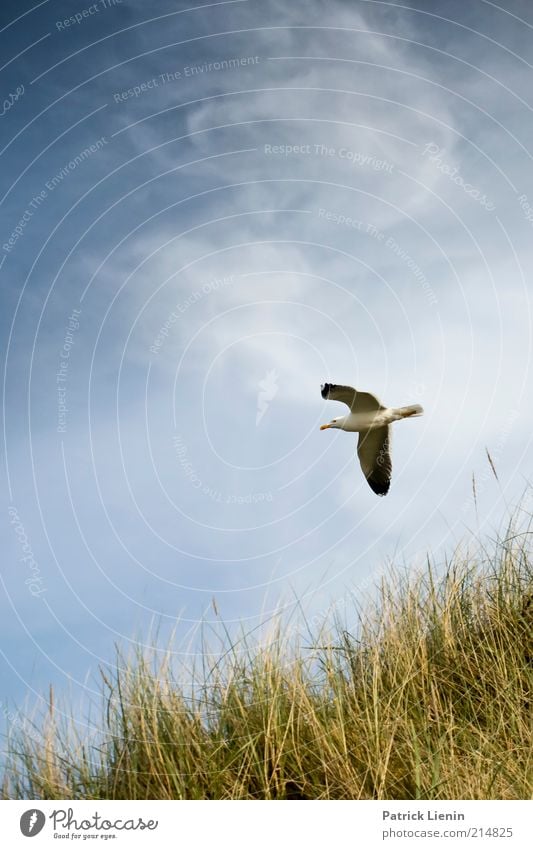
[357,426,392,496]
[321,383,383,412]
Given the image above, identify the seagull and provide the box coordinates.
[320,383,423,496]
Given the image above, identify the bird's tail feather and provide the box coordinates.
[395,404,424,418]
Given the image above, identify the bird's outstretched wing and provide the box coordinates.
[357,426,392,496]
[321,383,383,412]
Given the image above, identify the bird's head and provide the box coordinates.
[320,417,345,431]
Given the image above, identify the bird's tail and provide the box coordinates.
[395,404,424,419]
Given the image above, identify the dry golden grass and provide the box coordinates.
[3,529,532,800]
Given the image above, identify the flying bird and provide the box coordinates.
[320,383,423,496]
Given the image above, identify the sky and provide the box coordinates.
[1,0,532,739]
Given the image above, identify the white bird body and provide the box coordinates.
[320,383,423,496]
[329,408,408,432]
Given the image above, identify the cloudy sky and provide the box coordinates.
[1,0,532,731]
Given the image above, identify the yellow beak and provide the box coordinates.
[320,423,330,430]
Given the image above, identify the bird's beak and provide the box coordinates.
[320,423,330,430]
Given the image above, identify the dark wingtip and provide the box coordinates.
[321,382,332,399]
[366,476,390,496]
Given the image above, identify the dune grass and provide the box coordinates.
[2,528,532,800]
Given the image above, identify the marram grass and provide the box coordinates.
[2,532,532,800]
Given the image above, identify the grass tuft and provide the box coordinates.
[3,530,532,800]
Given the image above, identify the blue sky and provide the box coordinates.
[1,0,532,735]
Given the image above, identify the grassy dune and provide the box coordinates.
[3,529,532,800]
